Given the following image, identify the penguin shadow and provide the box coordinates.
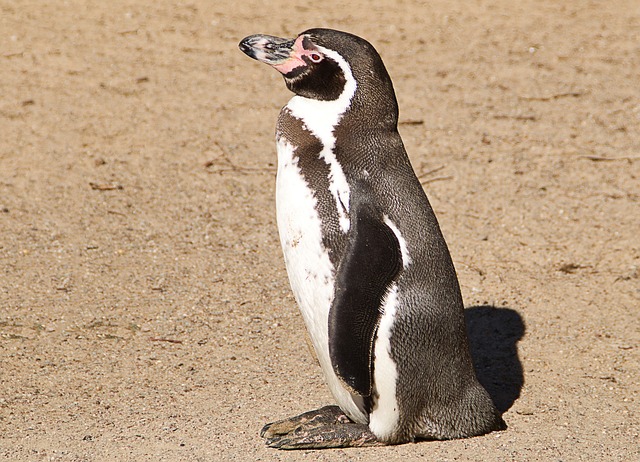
[465,305,525,413]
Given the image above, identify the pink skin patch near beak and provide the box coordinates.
[273,36,317,74]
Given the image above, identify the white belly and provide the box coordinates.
[275,137,367,424]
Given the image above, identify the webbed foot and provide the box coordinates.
[261,405,382,449]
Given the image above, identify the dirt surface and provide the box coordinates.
[1,1,639,460]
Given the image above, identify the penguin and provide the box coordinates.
[239,28,506,449]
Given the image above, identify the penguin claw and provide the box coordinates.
[261,406,382,449]
[259,423,272,438]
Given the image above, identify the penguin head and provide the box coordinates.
[239,28,397,114]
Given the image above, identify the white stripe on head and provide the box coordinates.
[285,45,357,233]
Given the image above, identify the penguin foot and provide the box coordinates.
[260,405,346,438]
[261,405,382,449]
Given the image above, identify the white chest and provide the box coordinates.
[275,137,367,424]
[275,137,334,339]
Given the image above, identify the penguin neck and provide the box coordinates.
[284,86,399,159]
[285,93,353,153]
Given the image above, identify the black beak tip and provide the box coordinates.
[238,37,253,56]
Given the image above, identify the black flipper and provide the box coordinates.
[329,201,403,396]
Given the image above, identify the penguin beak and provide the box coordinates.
[239,34,306,75]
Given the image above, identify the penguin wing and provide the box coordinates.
[328,201,402,396]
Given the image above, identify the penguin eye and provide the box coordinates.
[308,52,323,63]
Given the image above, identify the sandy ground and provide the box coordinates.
[1,1,639,460]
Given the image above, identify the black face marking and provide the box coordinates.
[283,56,346,101]
[328,198,402,396]
[276,110,347,263]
